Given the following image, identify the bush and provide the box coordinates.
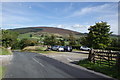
[19,38,38,49]
[72,46,81,50]
[105,47,120,51]
[2,30,19,48]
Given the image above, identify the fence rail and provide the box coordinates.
[88,49,120,67]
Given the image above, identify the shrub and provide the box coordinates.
[19,38,38,49]
[72,46,81,50]
[105,47,120,51]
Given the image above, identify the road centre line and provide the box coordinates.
[32,58,44,67]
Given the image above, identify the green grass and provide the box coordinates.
[0,47,11,55]
[0,66,2,79]
[78,59,120,80]
[0,66,5,79]
[73,49,82,51]
[18,32,40,40]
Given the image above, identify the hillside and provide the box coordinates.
[10,27,82,35]
[9,27,119,39]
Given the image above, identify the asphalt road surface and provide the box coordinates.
[4,51,114,80]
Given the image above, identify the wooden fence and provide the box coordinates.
[88,49,120,68]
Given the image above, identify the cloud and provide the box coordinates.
[72,24,86,28]
[97,13,118,21]
[1,2,118,35]
[67,3,117,18]
[95,13,118,34]
[56,25,65,28]
[108,20,118,35]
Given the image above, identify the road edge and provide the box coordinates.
[39,53,117,80]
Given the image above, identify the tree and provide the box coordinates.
[118,36,120,47]
[68,33,76,46]
[19,38,37,49]
[56,39,65,46]
[80,37,88,46]
[43,34,57,46]
[111,38,118,47]
[2,30,19,48]
[86,21,112,49]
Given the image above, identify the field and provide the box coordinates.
[18,32,40,39]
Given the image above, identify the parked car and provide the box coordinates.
[51,45,60,51]
[64,46,72,52]
[58,46,64,51]
[80,46,91,51]
[51,45,72,52]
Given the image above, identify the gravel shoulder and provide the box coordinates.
[39,51,89,63]
[0,54,13,79]
[0,55,13,66]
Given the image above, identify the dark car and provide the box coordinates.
[64,46,72,52]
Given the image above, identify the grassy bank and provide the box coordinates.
[0,66,2,79]
[0,47,12,55]
[72,49,81,51]
[0,66,5,79]
[78,59,120,80]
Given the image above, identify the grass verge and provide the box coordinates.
[0,66,5,79]
[0,47,12,55]
[72,49,81,51]
[77,59,120,80]
[0,66,2,79]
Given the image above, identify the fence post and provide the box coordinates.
[108,50,111,67]
[88,49,94,62]
[116,52,120,71]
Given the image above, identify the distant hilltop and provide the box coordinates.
[9,27,83,35]
[9,26,119,38]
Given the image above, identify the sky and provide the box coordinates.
[1,2,118,34]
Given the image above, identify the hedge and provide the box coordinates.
[105,47,120,51]
[72,46,81,50]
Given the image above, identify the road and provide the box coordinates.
[4,51,114,79]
